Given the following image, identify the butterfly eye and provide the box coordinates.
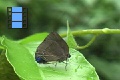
[35,57,42,62]
[35,56,47,63]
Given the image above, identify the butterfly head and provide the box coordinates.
[35,56,47,63]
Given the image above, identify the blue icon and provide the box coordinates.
[12,22,22,28]
[12,13,22,21]
[12,7,22,12]
[7,7,28,29]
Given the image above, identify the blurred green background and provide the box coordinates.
[0,0,120,80]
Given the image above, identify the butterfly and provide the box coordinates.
[35,32,71,65]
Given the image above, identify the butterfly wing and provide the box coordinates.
[35,40,65,62]
[42,40,66,61]
[35,32,70,63]
[35,39,53,62]
[44,32,69,58]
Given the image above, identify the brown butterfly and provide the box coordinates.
[35,32,71,64]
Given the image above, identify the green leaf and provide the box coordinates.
[18,33,48,44]
[67,21,78,48]
[0,50,20,80]
[1,33,99,80]
[18,33,49,56]
[24,40,99,80]
[42,48,99,80]
[20,33,99,80]
[20,32,99,80]
[1,37,44,80]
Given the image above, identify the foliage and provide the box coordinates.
[0,30,99,80]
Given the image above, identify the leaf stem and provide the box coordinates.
[60,28,120,50]
[76,34,98,49]
[61,28,120,37]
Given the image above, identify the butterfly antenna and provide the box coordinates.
[65,58,68,71]
[55,62,57,68]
